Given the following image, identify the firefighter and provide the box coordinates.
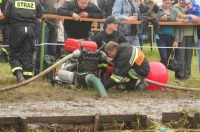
[103,41,150,92]
[1,0,43,83]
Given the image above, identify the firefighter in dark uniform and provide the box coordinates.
[103,41,150,91]
[2,0,43,83]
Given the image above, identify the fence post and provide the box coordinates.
[39,18,46,77]
[19,117,27,132]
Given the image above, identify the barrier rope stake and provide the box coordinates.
[39,18,46,78]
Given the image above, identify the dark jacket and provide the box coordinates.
[104,43,150,88]
[0,0,9,24]
[3,0,43,25]
[97,0,115,18]
[57,0,103,39]
[39,0,58,28]
[0,0,8,11]
[112,43,149,78]
[91,30,127,48]
[139,0,159,20]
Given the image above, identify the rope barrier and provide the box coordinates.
[1,43,200,50]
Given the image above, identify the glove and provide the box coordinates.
[100,51,108,61]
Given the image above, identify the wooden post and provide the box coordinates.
[94,114,100,132]
[19,117,27,132]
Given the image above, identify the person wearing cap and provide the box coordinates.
[103,41,150,92]
[173,0,198,81]
[91,16,127,48]
[91,16,127,83]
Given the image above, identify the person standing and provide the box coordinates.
[34,0,60,76]
[97,0,115,18]
[135,0,143,49]
[57,0,103,40]
[112,0,140,47]
[197,26,200,73]
[139,0,160,40]
[156,0,178,67]
[173,0,198,80]
[1,0,43,82]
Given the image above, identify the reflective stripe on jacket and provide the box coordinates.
[110,43,144,83]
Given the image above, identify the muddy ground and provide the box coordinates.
[0,82,200,123]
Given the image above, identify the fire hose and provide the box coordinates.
[0,51,77,92]
[145,79,200,91]
[0,50,108,98]
[0,50,200,93]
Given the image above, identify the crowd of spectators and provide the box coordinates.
[0,0,200,83]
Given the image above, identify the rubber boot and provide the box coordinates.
[135,79,148,92]
[14,70,25,83]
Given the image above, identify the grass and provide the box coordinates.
[0,43,200,89]
[142,43,200,88]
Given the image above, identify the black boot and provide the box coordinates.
[14,70,25,83]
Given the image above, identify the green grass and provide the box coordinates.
[0,44,200,88]
[142,43,200,88]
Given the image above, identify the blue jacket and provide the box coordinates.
[112,0,139,35]
[187,4,200,16]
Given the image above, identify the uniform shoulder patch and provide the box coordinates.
[15,1,36,10]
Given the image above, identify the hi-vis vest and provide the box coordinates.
[111,46,145,83]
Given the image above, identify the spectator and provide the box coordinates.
[91,16,127,48]
[173,0,198,80]
[135,0,143,49]
[112,0,140,47]
[91,16,127,82]
[103,41,150,92]
[97,0,115,18]
[34,0,60,76]
[173,0,178,5]
[156,0,179,67]
[185,0,200,22]
[139,0,160,40]
[2,0,43,82]
[57,0,103,40]
[197,25,200,73]
[89,0,98,6]
[56,19,66,59]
